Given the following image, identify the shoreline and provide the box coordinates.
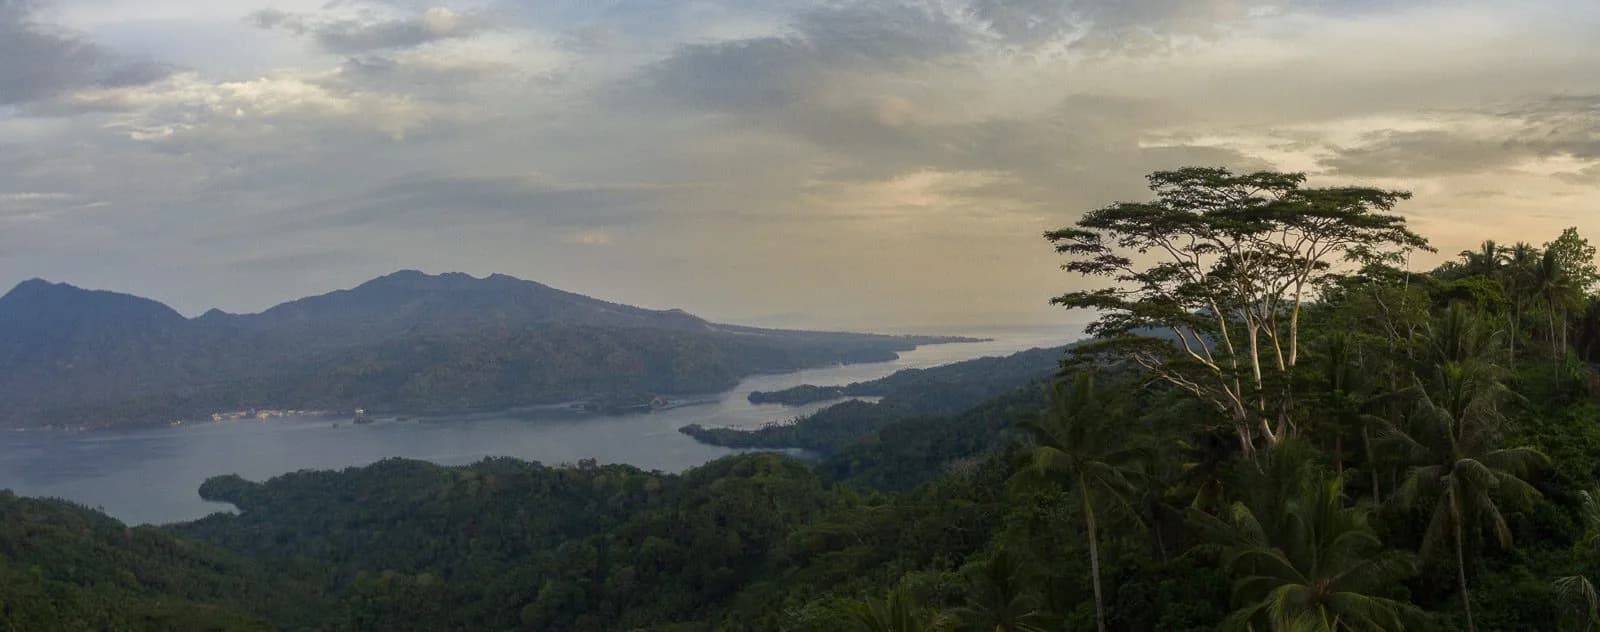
[4,336,999,435]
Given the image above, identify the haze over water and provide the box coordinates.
[0,328,1077,525]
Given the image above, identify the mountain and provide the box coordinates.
[0,272,973,429]
[203,270,719,347]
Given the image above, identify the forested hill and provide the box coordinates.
[0,271,972,429]
[746,345,1069,409]
[681,345,1068,458]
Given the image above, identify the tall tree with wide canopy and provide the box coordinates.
[1012,373,1141,632]
[1048,167,1429,455]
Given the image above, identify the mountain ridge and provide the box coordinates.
[0,271,977,429]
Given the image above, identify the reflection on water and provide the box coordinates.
[0,328,1079,525]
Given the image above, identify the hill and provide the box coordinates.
[681,345,1067,456]
[0,272,973,428]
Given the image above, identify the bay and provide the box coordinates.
[0,327,1078,525]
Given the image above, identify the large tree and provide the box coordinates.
[1048,167,1429,454]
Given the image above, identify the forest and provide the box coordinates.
[3,167,1600,631]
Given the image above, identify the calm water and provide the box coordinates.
[0,328,1078,525]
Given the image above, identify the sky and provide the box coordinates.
[1,0,1597,333]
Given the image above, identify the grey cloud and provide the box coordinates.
[0,0,169,105]
[269,176,670,234]
[249,6,485,54]
[641,2,969,112]
[1322,130,1523,178]
[1556,163,1600,186]
[1500,95,1600,159]
[1322,96,1600,178]
[968,0,1299,51]
[794,3,970,64]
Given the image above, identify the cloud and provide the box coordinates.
[269,176,673,234]
[639,2,970,112]
[1321,129,1523,178]
[2,0,1598,328]
[60,71,435,141]
[564,229,613,246]
[0,0,169,105]
[1319,96,1600,179]
[249,6,485,54]
[967,0,1297,51]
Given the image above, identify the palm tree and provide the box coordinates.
[1314,332,1386,499]
[1534,248,1581,356]
[1187,443,1420,631]
[950,549,1054,632]
[1012,373,1140,632]
[1382,359,1548,632]
[1555,491,1600,632]
[1556,575,1600,632]
[1502,242,1540,369]
[848,586,941,632]
[1459,240,1506,277]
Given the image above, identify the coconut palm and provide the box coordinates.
[1011,373,1141,632]
[1383,359,1548,632]
[1502,242,1540,368]
[1533,248,1582,356]
[1556,575,1600,632]
[1554,491,1600,632]
[1313,331,1388,497]
[950,549,1054,632]
[1459,240,1506,277]
[848,586,941,632]
[1187,444,1420,631]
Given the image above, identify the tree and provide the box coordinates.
[847,587,942,632]
[950,549,1054,632]
[1458,240,1506,278]
[1502,242,1540,370]
[1534,248,1575,356]
[1048,167,1429,455]
[1012,373,1141,632]
[1554,491,1600,632]
[1383,344,1548,632]
[1539,228,1600,353]
[1309,331,1382,494]
[1187,446,1420,631]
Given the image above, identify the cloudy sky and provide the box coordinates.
[2,0,1597,332]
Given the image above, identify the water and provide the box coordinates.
[0,328,1078,525]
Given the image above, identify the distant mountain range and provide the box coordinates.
[0,271,975,429]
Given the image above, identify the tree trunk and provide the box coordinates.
[1452,491,1476,632]
[1509,310,1518,371]
[1552,310,1561,357]
[1562,308,1570,353]
[1363,425,1380,503]
[1083,489,1108,632]
[1334,434,1344,481]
